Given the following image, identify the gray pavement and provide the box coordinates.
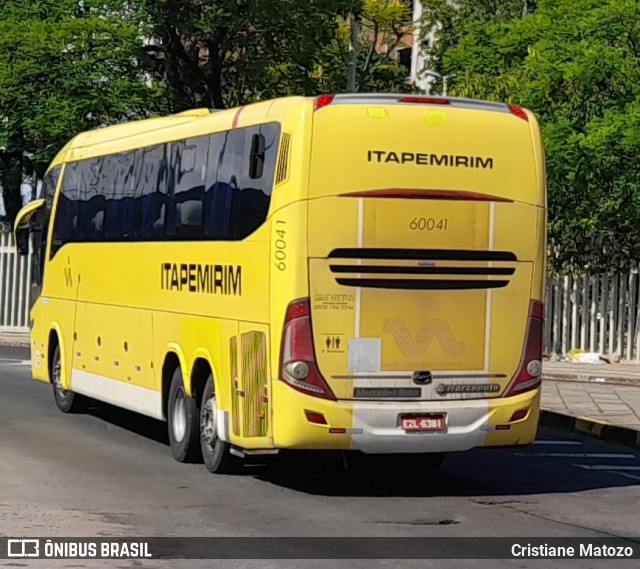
[1,348,640,568]
[542,380,640,431]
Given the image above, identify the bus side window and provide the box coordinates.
[214,129,244,240]
[119,151,136,239]
[170,136,208,240]
[203,132,226,239]
[103,151,133,240]
[43,165,60,212]
[230,123,280,240]
[203,123,280,241]
[79,156,106,241]
[32,165,61,282]
[101,154,122,241]
[133,145,168,239]
[52,162,80,256]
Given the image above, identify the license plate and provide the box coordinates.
[401,414,446,432]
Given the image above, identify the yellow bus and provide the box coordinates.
[14,94,546,473]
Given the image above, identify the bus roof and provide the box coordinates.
[47,96,306,168]
[47,94,533,170]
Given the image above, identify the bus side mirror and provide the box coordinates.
[13,198,46,256]
[16,226,29,255]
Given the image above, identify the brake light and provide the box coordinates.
[503,300,544,397]
[279,298,336,400]
[509,104,529,121]
[399,96,450,105]
[314,94,335,110]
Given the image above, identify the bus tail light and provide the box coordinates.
[279,298,336,400]
[509,104,529,121]
[314,94,335,110]
[503,301,544,397]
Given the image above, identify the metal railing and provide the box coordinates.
[545,272,640,362]
[0,229,31,332]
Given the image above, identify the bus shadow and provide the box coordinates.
[252,445,640,498]
[81,402,640,499]
[86,400,169,446]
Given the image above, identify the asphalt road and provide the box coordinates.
[1,346,640,569]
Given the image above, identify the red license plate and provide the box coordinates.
[401,414,446,432]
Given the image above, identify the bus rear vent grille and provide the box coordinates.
[327,248,517,291]
[275,132,291,185]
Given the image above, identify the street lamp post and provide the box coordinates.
[347,13,359,92]
[424,70,455,96]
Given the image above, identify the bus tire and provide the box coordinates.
[167,367,202,463]
[51,344,88,413]
[200,375,240,474]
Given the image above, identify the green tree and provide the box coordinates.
[141,0,414,110]
[0,0,165,221]
[420,0,640,274]
[330,0,415,92]
[141,0,362,110]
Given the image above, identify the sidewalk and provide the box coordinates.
[541,361,640,449]
[0,331,30,347]
[542,377,640,431]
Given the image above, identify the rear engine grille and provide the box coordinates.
[328,248,517,291]
[328,248,517,262]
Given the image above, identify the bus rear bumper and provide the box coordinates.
[272,383,540,454]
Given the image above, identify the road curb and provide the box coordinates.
[0,337,30,348]
[543,373,640,387]
[540,409,640,451]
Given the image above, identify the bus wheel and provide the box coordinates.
[167,367,202,463]
[51,344,88,413]
[200,376,240,474]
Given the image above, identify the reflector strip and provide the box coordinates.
[338,188,513,202]
[304,411,327,425]
[399,96,450,105]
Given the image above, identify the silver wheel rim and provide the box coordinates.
[172,389,187,443]
[201,397,217,447]
[53,356,68,400]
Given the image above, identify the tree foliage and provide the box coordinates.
[141,0,413,110]
[349,0,415,92]
[420,0,640,275]
[0,0,413,221]
[0,0,165,220]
